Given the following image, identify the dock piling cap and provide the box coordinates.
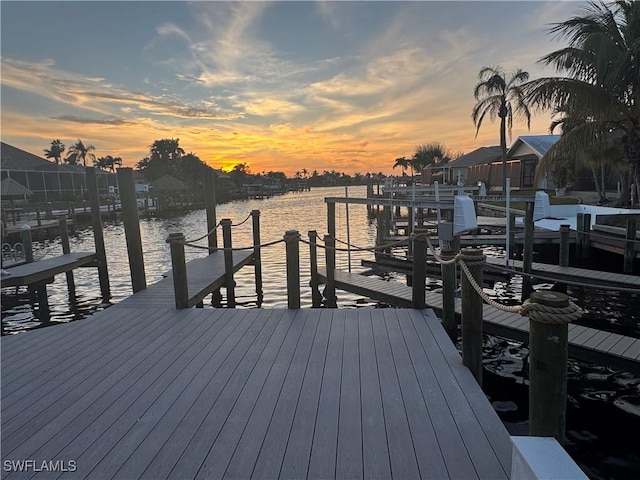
[166,232,185,243]
[529,291,569,308]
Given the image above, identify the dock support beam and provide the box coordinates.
[86,167,111,301]
[521,201,534,302]
[441,247,457,341]
[460,248,484,386]
[222,219,236,308]
[117,168,147,293]
[624,218,637,273]
[411,229,427,309]
[166,233,189,309]
[59,217,76,294]
[528,291,570,445]
[285,230,301,309]
[252,210,263,306]
[308,230,323,308]
[324,234,337,308]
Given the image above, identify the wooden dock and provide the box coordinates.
[317,268,640,375]
[1,306,512,479]
[114,250,255,309]
[0,253,97,288]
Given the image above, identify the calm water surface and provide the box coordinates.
[1,186,639,479]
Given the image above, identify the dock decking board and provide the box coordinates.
[0,253,98,288]
[317,268,640,375]
[1,307,512,479]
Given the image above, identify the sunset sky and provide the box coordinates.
[1,1,587,176]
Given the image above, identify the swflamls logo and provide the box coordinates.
[3,459,77,472]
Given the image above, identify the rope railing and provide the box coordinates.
[181,213,255,244]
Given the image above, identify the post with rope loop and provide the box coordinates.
[59,217,76,294]
[624,218,637,273]
[411,229,427,309]
[525,290,578,445]
[222,219,236,308]
[324,234,338,308]
[308,230,323,308]
[252,210,264,306]
[440,247,457,341]
[166,232,189,309]
[284,230,301,309]
[460,247,484,386]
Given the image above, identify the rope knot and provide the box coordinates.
[520,298,583,324]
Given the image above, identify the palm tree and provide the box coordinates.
[523,0,640,205]
[94,155,123,172]
[44,139,65,164]
[472,66,531,193]
[393,157,411,176]
[67,139,96,167]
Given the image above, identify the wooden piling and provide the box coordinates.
[285,230,301,309]
[581,213,591,260]
[575,213,584,260]
[85,167,111,301]
[204,169,218,251]
[251,210,264,305]
[559,224,570,268]
[441,247,457,341]
[521,201,534,301]
[528,290,570,445]
[324,234,337,308]
[36,209,42,227]
[624,218,637,273]
[221,219,236,308]
[308,230,323,308]
[327,201,336,238]
[59,217,76,294]
[411,229,427,309]
[20,225,33,263]
[460,247,484,386]
[166,233,189,309]
[117,168,147,293]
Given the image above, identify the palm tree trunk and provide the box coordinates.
[500,117,507,193]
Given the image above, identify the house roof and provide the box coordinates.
[1,142,52,170]
[507,135,561,158]
[151,174,188,191]
[447,146,502,168]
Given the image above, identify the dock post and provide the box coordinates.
[324,234,337,308]
[59,217,76,294]
[411,228,427,309]
[575,213,584,260]
[285,230,301,309]
[581,213,591,260]
[327,201,336,238]
[86,167,111,301]
[521,201,534,301]
[221,219,236,308]
[528,291,571,445]
[308,230,323,307]
[20,224,34,263]
[251,210,264,306]
[624,218,637,273]
[559,224,570,268]
[166,233,189,309]
[36,208,42,227]
[204,170,222,306]
[460,247,484,386]
[441,247,457,341]
[508,213,516,262]
[117,168,147,293]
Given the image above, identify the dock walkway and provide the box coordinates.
[317,268,640,375]
[0,253,97,288]
[113,250,254,309]
[1,306,512,479]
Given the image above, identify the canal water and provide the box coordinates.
[1,186,639,479]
